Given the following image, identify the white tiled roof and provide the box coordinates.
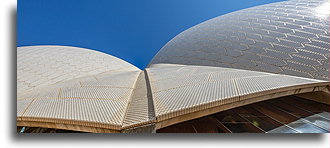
[17,0,330,133]
[150,0,330,80]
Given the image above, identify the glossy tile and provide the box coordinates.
[149,0,330,81]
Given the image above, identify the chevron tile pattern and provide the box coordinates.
[150,0,330,80]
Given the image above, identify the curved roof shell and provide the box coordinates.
[150,0,330,80]
[17,45,139,94]
[17,46,329,132]
[17,46,153,132]
[147,64,328,129]
[17,0,330,133]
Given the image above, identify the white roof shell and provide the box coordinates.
[150,0,330,80]
[17,0,330,133]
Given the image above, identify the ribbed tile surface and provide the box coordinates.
[17,99,34,117]
[123,71,155,128]
[150,0,330,80]
[148,64,328,122]
[151,74,210,93]
[17,0,330,132]
[17,45,139,94]
[235,75,324,97]
[147,66,195,81]
[17,45,142,130]
[153,79,239,120]
[18,69,140,129]
[60,87,133,101]
[84,70,140,88]
[209,70,271,80]
[23,99,127,127]
[18,88,60,100]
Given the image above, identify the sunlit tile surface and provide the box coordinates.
[17,0,330,133]
[148,64,327,122]
[150,0,330,80]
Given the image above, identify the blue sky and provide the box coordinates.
[18,0,285,69]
